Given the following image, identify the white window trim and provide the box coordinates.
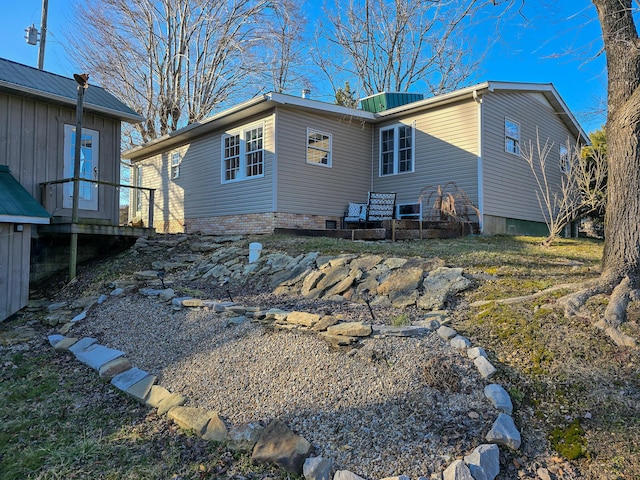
[221,121,265,184]
[379,122,415,176]
[504,117,520,155]
[306,128,332,167]
[171,152,181,180]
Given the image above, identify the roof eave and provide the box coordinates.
[0,80,145,124]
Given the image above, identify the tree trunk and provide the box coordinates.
[595,0,640,285]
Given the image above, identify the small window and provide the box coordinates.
[397,203,422,219]
[307,129,332,167]
[560,144,570,173]
[171,152,181,179]
[505,118,520,155]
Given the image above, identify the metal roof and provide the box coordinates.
[0,57,144,124]
[0,165,51,224]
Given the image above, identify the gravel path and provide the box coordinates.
[75,291,495,479]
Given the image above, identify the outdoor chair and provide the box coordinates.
[342,192,397,229]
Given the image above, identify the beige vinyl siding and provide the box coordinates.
[0,92,121,223]
[373,99,480,215]
[0,223,31,320]
[275,107,373,217]
[137,112,276,230]
[481,91,578,223]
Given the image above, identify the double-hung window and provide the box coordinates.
[307,128,332,167]
[505,118,520,155]
[171,152,181,179]
[379,123,414,176]
[222,123,264,183]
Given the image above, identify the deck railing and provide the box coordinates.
[40,178,155,228]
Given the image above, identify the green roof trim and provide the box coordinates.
[0,165,51,224]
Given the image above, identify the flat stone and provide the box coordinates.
[48,334,65,347]
[74,344,126,371]
[265,308,289,321]
[287,311,321,327]
[383,257,408,269]
[485,413,521,449]
[99,357,132,380]
[376,267,423,295]
[484,384,513,414]
[144,385,172,408]
[111,367,152,391]
[437,325,457,340]
[380,476,411,480]
[159,288,175,301]
[467,346,487,359]
[134,270,160,280]
[97,294,108,304]
[156,392,187,415]
[326,321,372,337]
[228,422,265,452]
[139,288,163,296]
[464,444,500,480]
[371,325,429,337]
[110,288,125,296]
[172,296,193,306]
[71,310,87,322]
[474,356,497,379]
[311,315,340,331]
[68,337,98,354]
[318,333,358,347]
[125,374,157,402]
[252,419,312,474]
[201,412,228,442]
[315,265,350,291]
[323,273,357,297]
[443,459,474,480]
[53,337,78,351]
[334,471,366,480]
[304,456,333,480]
[168,406,214,435]
[349,254,383,272]
[450,335,471,349]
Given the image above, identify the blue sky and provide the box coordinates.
[0,1,607,133]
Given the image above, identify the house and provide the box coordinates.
[0,57,153,295]
[122,81,589,236]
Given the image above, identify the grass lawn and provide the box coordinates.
[1,234,638,479]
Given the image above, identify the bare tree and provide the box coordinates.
[521,131,607,247]
[252,0,311,94]
[316,0,503,96]
[67,0,269,145]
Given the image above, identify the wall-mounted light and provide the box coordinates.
[14,224,24,233]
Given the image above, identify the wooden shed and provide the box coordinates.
[0,165,50,321]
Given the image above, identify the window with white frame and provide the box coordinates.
[221,123,264,182]
[505,118,520,155]
[307,128,332,167]
[560,144,570,173]
[171,152,181,179]
[379,123,414,176]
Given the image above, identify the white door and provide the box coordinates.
[63,124,99,211]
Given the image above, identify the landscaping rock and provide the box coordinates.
[98,357,132,380]
[326,321,372,337]
[485,413,521,449]
[484,384,513,414]
[450,335,471,349]
[74,344,126,371]
[474,356,497,379]
[333,470,366,480]
[156,392,187,415]
[303,456,333,480]
[287,311,321,327]
[437,325,457,340]
[252,419,312,474]
[463,444,500,480]
[443,460,474,480]
[228,422,265,452]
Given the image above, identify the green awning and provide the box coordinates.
[0,165,51,224]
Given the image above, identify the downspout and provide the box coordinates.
[473,89,484,234]
[272,108,278,228]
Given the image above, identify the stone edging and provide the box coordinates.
[47,297,521,480]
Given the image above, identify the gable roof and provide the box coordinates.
[0,57,144,124]
[123,81,588,160]
[0,166,50,224]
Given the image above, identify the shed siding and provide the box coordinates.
[275,107,373,216]
[0,92,122,223]
[373,99,480,215]
[0,223,30,321]
[481,91,578,223]
[136,112,275,232]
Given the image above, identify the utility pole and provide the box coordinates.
[38,0,48,70]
